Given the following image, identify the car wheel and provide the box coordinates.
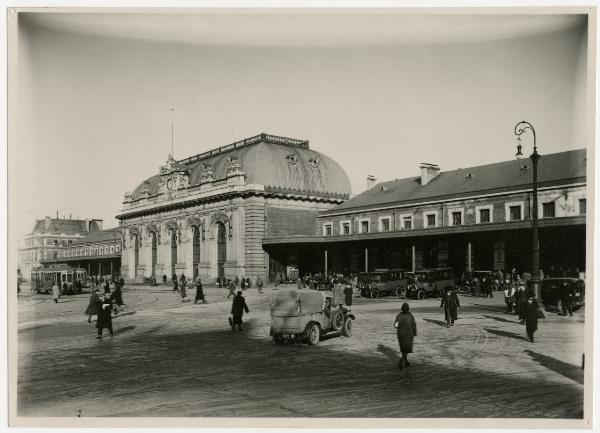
[342,317,353,337]
[370,289,380,299]
[417,290,425,300]
[306,323,320,346]
[331,310,344,331]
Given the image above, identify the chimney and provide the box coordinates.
[45,216,51,230]
[89,219,103,231]
[420,163,440,186]
[366,175,377,190]
[85,218,90,232]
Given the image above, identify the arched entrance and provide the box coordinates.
[192,227,201,280]
[151,232,157,277]
[133,234,140,278]
[217,222,226,280]
[170,230,177,278]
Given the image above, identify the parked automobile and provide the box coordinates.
[405,268,456,300]
[529,278,585,311]
[357,269,409,298]
[270,289,355,346]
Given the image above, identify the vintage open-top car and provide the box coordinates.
[270,289,355,346]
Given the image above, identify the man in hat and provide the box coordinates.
[230,291,249,332]
[522,292,540,343]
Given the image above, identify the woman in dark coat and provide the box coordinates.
[522,293,539,343]
[394,303,417,369]
[85,289,100,323]
[230,291,249,331]
[96,293,114,339]
[440,289,460,327]
[194,278,207,304]
[344,283,353,307]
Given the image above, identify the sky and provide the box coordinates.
[11,12,589,245]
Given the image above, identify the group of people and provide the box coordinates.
[82,276,125,339]
[170,274,208,304]
[224,275,264,298]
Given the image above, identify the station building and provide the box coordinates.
[18,217,104,280]
[40,227,123,278]
[116,133,351,283]
[263,149,587,280]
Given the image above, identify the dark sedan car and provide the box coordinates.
[528,278,585,310]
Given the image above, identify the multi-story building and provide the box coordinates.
[263,149,587,279]
[18,217,104,280]
[39,227,123,278]
[116,133,351,283]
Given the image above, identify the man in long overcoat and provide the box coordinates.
[52,281,60,303]
[85,289,100,323]
[96,293,114,339]
[522,293,539,342]
[230,291,249,331]
[344,283,353,307]
[394,303,417,369]
[194,278,207,304]
[440,289,460,327]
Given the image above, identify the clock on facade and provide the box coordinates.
[167,178,174,190]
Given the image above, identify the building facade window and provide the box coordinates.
[53,251,58,259]
[359,219,370,234]
[579,198,586,215]
[340,220,351,235]
[447,208,464,226]
[110,246,114,254]
[116,244,121,252]
[378,217,391,232]
[423,211,437,228]
[68,240,73,245]
[505,201,524,222]
[480,209,490,223]
[509,206,522,221]
[542,202,555,218]
[323,223,333,236]
[403,216,412,230]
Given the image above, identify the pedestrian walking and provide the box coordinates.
[179,273,186,289]
[296,276,305,289]
[172,275,179,293]
[560,282,574,316]
[96,293,114,339]
[180,282,188,302]
[240,278,247,291]
[234,275,240,287]
[522,293,540,342]
[85,289,100,323]
[230,291,249,332]
[52,281,60,303]
[194,278,207,304]
[162,274,168,285]
[245,277,251,289]
[274,276,280,291]
[440,288,460,327]
[227,279,236,299]
[104,279,110,294]
[256,276,264,294]
[473,276,481,297]
[344,282,353,307]
[113,283,124,307]
[504,281,515,314]
[394,303,417,370]
[514,284,525,317]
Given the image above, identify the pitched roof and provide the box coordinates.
[73,228,122,245]
[32,218,88,235]
[322,148,586,215]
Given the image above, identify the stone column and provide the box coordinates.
[365,247,368,273]
[467,242,472,273]
[412,245,416,272]
[324,250,328,275]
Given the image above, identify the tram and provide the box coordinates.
[31,265,88,294]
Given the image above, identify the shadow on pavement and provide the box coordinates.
[376,343,399,362]
[483,315,519,324]
[423,318,449,327]
[113,326,136,336]
[524,350,584,385]
[483,328,528,342]
[18,319,584,418]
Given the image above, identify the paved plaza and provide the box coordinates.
[17,284,585,418]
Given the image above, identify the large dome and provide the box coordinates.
[130,134,351,201]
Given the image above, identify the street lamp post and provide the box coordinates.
[514,120,541,299]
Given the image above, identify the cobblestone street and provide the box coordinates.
[17,285,585,418]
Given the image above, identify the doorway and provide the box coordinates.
[217,222,226,280]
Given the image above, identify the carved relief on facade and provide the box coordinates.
[129,225,142,240]
[165,219,183,244]
[185,214,204,230]
[146,222,161,243]
[226,157,244,176]
[200,164,214,183]
[158,154,190,196]
[140,182,151,198]
[210,211,230,225]
[123,191,133,203]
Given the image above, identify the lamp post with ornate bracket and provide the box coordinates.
[514,120,541,300]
